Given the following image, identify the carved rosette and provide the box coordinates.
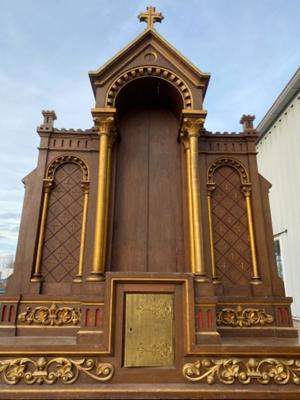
[18,304,81,326]
[182,358,300,385]
[216,305,274,327]
[0,357,114,385]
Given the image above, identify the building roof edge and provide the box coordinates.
[256,67,300,142]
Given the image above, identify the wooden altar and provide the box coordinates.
[0,6,299,400]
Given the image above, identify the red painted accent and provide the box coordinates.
[197,309,203,329]
[281,308,289,325]
[85,308,90,327]
[95,308,103,328]
[1,305,7,322]
[276,308,282,325]
[207,309,213,329]
[8,305,14,323]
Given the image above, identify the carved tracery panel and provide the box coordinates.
[210,165,252,289]
[41,163,83,282]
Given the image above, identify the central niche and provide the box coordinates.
[110,77,186,273]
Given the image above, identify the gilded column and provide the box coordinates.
[74,181,90,283]
[182,139,195,272]
[207,184,220,283]
[180,110,207,281]
[242,185,261,284]
[31,179,53,282]
[88,109,117,281]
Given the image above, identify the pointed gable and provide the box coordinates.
[89,28,210,109]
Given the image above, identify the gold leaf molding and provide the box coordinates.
[182,358,300,385]
[0,357,114,385]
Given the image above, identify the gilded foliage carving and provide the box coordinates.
[0,357,114,385]
[182,358,300,385]
[217,305,274,327]
[18,304,81,326]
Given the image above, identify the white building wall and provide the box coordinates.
[256,94,300,319]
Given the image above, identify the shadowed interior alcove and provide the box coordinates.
[109,77,187,273]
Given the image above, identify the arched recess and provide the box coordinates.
[207,158,249,185]
[108,75,187,273]
[105,66,194,109]
[206,158,259,295]
[32,155,90,289]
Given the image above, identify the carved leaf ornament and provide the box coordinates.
[217,305,274,327]
[0,357,114,385]
[182,358,300,385]
[18,304,81,326]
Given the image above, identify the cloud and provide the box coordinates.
[0,0,300,256]
[0,212,20,220]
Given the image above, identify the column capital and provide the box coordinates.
[42,179,53,193]
[91,108,117,137]
[81,181,90,194]
[207,183,216,195]
[241,184,252,197]
[179,109,207,140]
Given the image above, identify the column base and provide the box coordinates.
[250,277,262,285]
[30,274,42,282]
[87,272,105,282]
[194,274,209,283]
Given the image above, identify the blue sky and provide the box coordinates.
[0,0,299,255]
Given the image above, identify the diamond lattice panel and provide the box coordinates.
[211,166,251,286]
[41,163,83,282]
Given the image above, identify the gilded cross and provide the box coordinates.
[138,6,164,29]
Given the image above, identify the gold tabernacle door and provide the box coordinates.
[124,293,174,367]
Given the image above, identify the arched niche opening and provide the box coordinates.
[109,77,187,273]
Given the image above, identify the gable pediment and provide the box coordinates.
[89,28,210,105]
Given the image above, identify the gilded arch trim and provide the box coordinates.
[207,158,250,185]
[105,66,193,109]
[46,155,89,181]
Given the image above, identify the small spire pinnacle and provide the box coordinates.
[138,6,164,30]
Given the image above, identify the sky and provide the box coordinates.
[0,0,299,257]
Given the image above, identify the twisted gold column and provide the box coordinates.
[88,111,116,281]
[31,179,53,282]
[180,111,207,281]
[74,181,90,283]
[243,186,261,284]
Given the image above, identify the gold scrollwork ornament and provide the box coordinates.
[216,305,274,327]
[0,357,114,385]
[182,358,300,385]
[18,304,81,326]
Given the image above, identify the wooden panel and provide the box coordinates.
[124,293,174,367]
[112,108,148,271]
[148,108,184,272]
[41,163,83,282]
[112,106,184,272]
[212,166,252,292]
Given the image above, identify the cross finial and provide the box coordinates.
[138,6,164,30]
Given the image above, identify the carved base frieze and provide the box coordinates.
[182,358,300,385]
[0,357,114,385]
